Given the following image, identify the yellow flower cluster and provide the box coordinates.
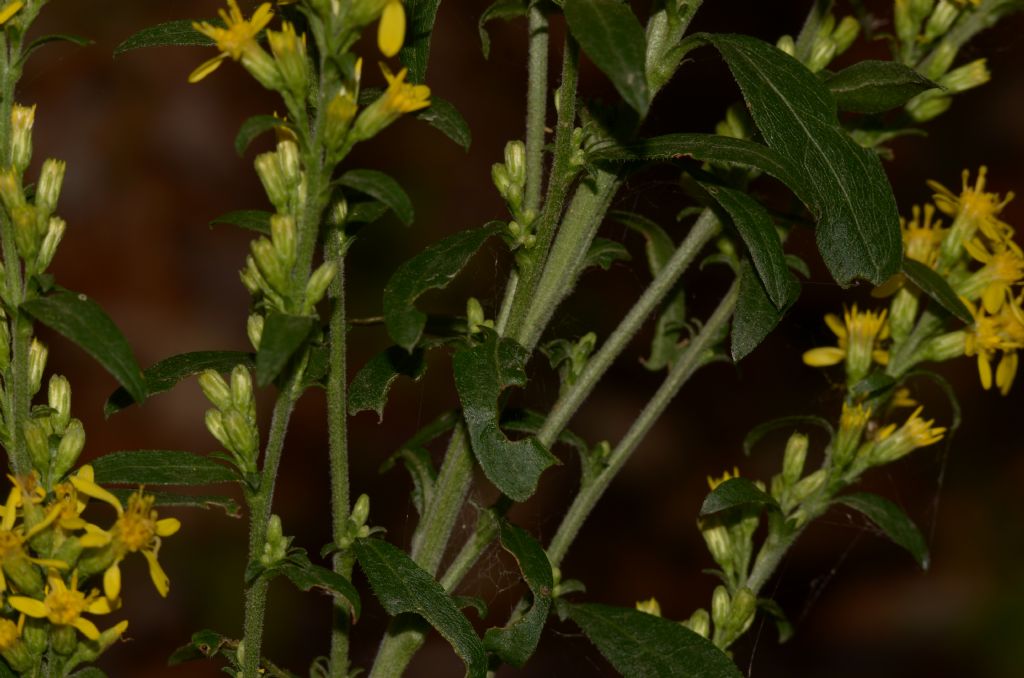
[0,468,178,670]
[802,305,890,384]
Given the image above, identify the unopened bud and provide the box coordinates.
[923,330,967,362]
[240,256,263,295]
[807,39,837,73]
[24,419,50,475]
[48,375,71,431]
[940,58,989,94]
[504,140,526,184]
[204,409,231,450]
[711,585,731,628]
[924,0,959,41]
[790,468,827,503]
[198,370,232,411]
[12,205,39,260]
[0,169,23,212]
[491,163,512,198]
[270,214,297,266]
[55,419,86,478]
[923,38,958,80]
[466,297,487,333]
[267,22,308,96]
[224,409,258,459]
[701,524,732,568]
[36,159,65,216]
[351,493,370,527]
[277,140,301,188]
[230,365,254,412]
[329,198,349,227]
[260,514,290,565]
[776,35,796,56]
[325,91,358,153]
[684,608,710,638]
[832,16,860,54]
[28,338,47,396]
[35,216,66,272]
[635,597,661,617]
[781,432,808,486]
[255,152,289,211]
[247,313,264,350]
[304,261,336,310]
[251,238,287,295]
[728,587,757,633]
[906,91,952,122]
[10,104,35,173]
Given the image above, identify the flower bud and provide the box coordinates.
[48,375,71,432]
[240,44,282,91]
[267,22,308,96]
[54,418,86,479]
[247,313,264,350]
[21,619,46,654]
[260,514,290,565]
[304,261,336,310]
[240,256,264,295]
[491,163,512,199]
[923,330,967,362]
[923,38,958,80]
[807,39,837,73]
[230,365,254,412]
[351,493,370,528]
[270,214,297,266]
[224,409,258,460]
[635,597,661,617]
[28,338,47,396]
[790,468,826,504]
[24,419,50,475]
[776,34,796,56]
[684,608,710,638]
[198,370,232,411]
[276,140,301,187]
[325,90,358,153]
[711,585,731,628]
[0,169,23,212]
[728,587,757,634]
[702,524,732,569]
[36,159,65,216]
[10,104,35,173]
[251,238,287,295]
[924,0,959,41]
[504,140,526,185]
[51,625,77,655]
[35,216,66,272]
[940,58,989,94]
[781,432,808,486]
[832,16,860,54]
[255,152,289,211]
[466,297,488,333]
[12,205,39,260]
[906,91,952,122]
[204,409,231,450]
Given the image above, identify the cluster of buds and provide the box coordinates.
[23,375,86,487]
[542,332,597,396]
[0,105,67,277]
[465,297,494,335]
[492,141,536,250]
[709,585,757,649]
[334,494,378,551]
[768,432,826,520]
[776,13,859,73]
[200,366,260,475]
[700,470,758,589]
[258,514,293,568]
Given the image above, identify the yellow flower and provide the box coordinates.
[635,597,662,617]
[802,305,889,383]
[9,571,114,641]
[901,204,946,269]
[0,486,67,595]
[865,406,946,466]
[928,167,1015,266]
[0,1,23,25]
[378,0,406,58]
[190,1,274,83]
[960,237,1024,313]
[380,64,431,114]
[707,466,739,491]
[963,297,1024,395]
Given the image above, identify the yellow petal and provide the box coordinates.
[982,283,1004,314]
[72,617,100,641]
[0,2,24,25]
[26,557,68,570]
[103,562,121,601]
[377,1,405,58]
[824,313,846,339]
[156,517,181,537]
[88,594,114,615]
[79,525,112,548]
[977,353,993,390]
[189,54,227,84]
[996,351,1017,395]
[802,347,845,367]
[69,475,123,514]
[142,549,170,597]
[872,349,890,366]
[9,596,47,618]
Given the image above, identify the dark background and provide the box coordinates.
[13,1,1024,676]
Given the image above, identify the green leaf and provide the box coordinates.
[114,19,214,56]
[168,629,236,667]
[354,538,487,678]
[700,182,798,309]
[570,603,742,678]
[277,551,361,621]
[901,258,972,323]
[826,60,936,114]
[415,96,472,151]
[23,291,147,404]
[108,489,241,518]
[380,447,436,517]
[383,222,502,351]
[757,598,794,643]
[234,115,285,156]
[338,169,414,226]
[255,312,315,387]
[91,450,237,485]
[743,415,834,457]
[349,346,428,420]
[348,201,390,225]
[24,34,94,59]
[731,259,789,361]
[453,331,557,502]
[484,522,553,666]
[399,0,442,83]
[563,0,649,116]
[612,210,687,371]
[583,237,631,271]
[835,492,930,569]
[479,0,528,59]
[700,477,779,517]
[105,350,253,417]
[699,33,901,286]
[210,209,272,234]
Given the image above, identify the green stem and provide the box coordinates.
[326,228,352,676]
[537,209,720,447]
[408,425,472,572]
[523,6,549,217]
[242,372,302,678]
[547,278,740,567]
[885,310,944,378]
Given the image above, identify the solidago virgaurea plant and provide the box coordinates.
[0,0,1021,676]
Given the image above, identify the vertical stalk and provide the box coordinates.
[547,279,740,567]
[523,6,549,217]
[326,228,352,675]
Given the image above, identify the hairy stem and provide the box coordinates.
[547,278,740,567]
[523,6,549,217]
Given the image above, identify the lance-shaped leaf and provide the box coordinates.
[415,96,472,151]
[255,311,315,387]
[835,492,930,569]
[234,115,289,157]
[349,346,428,420]
[731,259,791,361]
[354,538,487,678]
[23,291,147,404]
[338,169,414,226]
[484,522,553,666]
[699,33,901,286]
[105,350,253,417]
[570,603,743,678]
[383,222,503,351]
[826,61,936,114]
[267,551,361,621]
[700,477,779,517]
[209,210,272,235]
[24,34,94,60]
[114,19,214,55]
[612,210,687,370]
[901,258,972,323]
[108,489,241,518]
[479,0,528,59]
[583,237,631,271]
[454,331,557,502]
[399,0,442,83]
[700,182,798,309]
[564,0,649,116]
[91,450,237,486]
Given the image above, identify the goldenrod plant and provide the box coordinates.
[0,0,1020,676]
